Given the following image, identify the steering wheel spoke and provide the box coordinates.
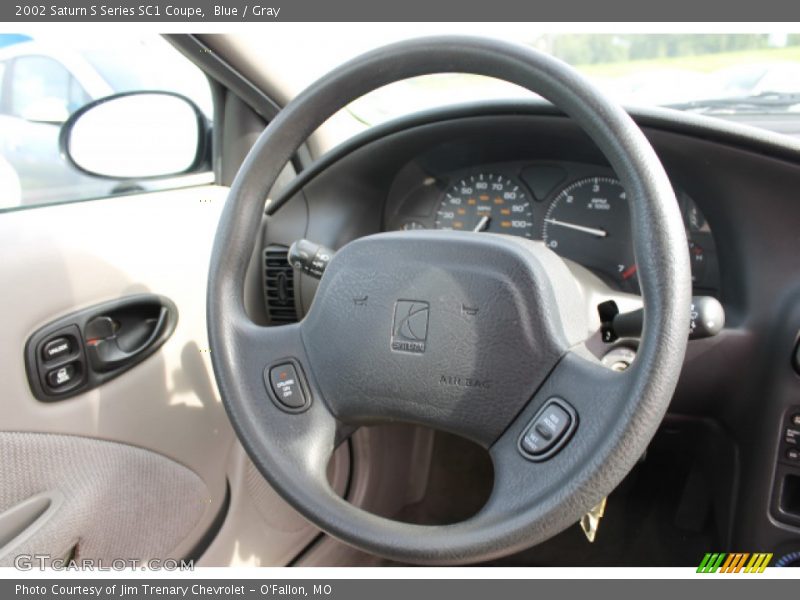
[485,350,632,523]
[220,318,344,494]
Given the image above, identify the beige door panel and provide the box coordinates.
[0,186,339,565]
[0,433,209,566]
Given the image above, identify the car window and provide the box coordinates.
[0,61,6,106]
[9,56,87,118]
[0,34,213,212]
[68,72,92,111]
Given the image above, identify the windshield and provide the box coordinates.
[345,33,800,126]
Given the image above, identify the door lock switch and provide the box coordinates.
[42,336,73,362]
[45,362,78,390]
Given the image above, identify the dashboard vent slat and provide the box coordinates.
[263,245,298,324]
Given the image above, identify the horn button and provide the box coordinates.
[301,230,587,446]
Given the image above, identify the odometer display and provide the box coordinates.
[434,173,533,238]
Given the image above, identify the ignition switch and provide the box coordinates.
[601,346,637,371]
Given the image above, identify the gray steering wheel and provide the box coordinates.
[207,36,691,564]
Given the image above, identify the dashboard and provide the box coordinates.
[262,100,800,559]
[385,161,719,296]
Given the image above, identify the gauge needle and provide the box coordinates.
[621,264,638,280]
[544,218,607,238]
[473,215,491,232]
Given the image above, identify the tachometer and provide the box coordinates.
[542,177,637,291]
[543,176,718,294]
[434,173,533,238]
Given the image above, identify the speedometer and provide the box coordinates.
[434,173,533,238]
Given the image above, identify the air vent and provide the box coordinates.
[263,245,298,324]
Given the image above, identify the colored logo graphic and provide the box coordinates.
[697,553,772,573]
[391,300,429,354]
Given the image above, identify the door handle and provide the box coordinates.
[85,305,170,372]
[25,294,178,402]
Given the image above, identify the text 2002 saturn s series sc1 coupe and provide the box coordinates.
[1,28,800,567]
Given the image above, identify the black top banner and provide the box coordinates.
[2,0,799,22]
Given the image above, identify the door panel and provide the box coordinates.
[0,432,209,565]
[0,185,353,565]
[0,186,233,562]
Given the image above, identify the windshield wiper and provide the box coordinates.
[665,92,800,114]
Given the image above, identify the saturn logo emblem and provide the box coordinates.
[391,300,429,354]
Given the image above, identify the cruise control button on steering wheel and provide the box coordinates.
[264,360,310,411]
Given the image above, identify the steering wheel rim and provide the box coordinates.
[207,36,691,564]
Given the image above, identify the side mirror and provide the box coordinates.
[21,97,70,124]
[60,91,209,180]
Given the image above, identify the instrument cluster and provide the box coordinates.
[389,161,719,295]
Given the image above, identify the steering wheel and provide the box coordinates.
[207,36,691,564]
